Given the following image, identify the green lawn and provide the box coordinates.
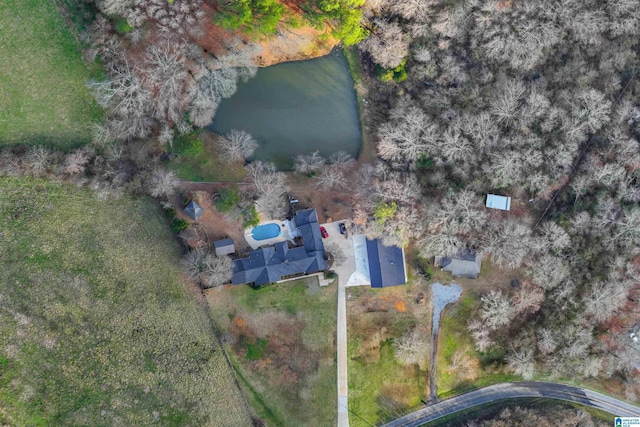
[346,284,430,427]
[0,0,101,148]
[168,132,247,182]
[207,278,337,426]
[348,341,426,426]
[0,177,251,426]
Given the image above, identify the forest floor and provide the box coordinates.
[0,177,251,426]
[0,0,101,149]
[205,277,337,426]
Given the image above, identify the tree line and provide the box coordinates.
[354,0,640,397]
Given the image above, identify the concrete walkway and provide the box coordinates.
[337,279,349,427]
[321,221,357,427]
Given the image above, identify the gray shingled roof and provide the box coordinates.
[366,239,407,288]
[184,201,204,220]
[232,209,327,286]
[437,251,481,279]
[213,238,235,256]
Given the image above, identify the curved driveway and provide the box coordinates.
[381,381,640,427]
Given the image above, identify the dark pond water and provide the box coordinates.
[208,48,361,170]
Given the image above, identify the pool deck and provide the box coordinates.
[244,219,296,249]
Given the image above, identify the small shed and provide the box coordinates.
[435,251,482,279]
[213,238,235,257]
[486,194,511,211]
[184,201,204,221]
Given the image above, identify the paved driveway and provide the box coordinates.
[322,221,356,284]
[321,221,355,427]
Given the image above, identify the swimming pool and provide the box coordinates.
[251,223,281,241]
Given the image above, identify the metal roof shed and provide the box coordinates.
[184,201,204,220]
[213,238,235,257]
[486,194,511,211]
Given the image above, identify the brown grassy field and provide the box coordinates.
[347,281,433,426]
[206,277,337,426]
[0,177,251,426]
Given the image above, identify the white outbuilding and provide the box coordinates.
[486,194,511,211]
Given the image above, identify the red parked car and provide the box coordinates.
[320,226,329,238]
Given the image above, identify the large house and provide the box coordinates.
[231,209,328,286]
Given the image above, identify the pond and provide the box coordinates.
[208,48,362,170]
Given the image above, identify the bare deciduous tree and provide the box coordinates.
[25,146,52,176]
[204,255,233,287]
[63,149,92,176]
[377,106,439,166]
[536,327,558,355]
[394,328,427,366]
[482,219,535,270]
[467,318,494,352]
[511,282,545,314]
[182,249,208,281]
[506,344,535,379]
[328,151,354,168]
[182,249,232,286]
[141,39,190,124]
[293,151,325,174]
[359,19,409,69]
[246,161,288,219]
[324,242,346,266]
[582,280,630,323]
[316,166,346,190]
[490,79,526,127]
[480,290,515,330]
[529,255,570,290]
[148,168,178,198]
[220,130,258,163]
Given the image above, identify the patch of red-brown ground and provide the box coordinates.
[228,312,319,390]
[171,183,251,251]
[285,163,374,223]
[194,3,238,57]
[190,2,337,67]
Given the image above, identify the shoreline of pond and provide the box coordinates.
[207,48,363,170]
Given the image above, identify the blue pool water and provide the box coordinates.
[251,223,281,241]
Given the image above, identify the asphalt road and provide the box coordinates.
[381,381,640,427]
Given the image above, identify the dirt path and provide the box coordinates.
[428,283,462,401]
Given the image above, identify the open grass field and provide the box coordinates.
[0,177,251,426]
[0,0,101,149]
[346,283,432,426]
[206,277,337,426]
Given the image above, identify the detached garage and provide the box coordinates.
[351,235,407,288]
